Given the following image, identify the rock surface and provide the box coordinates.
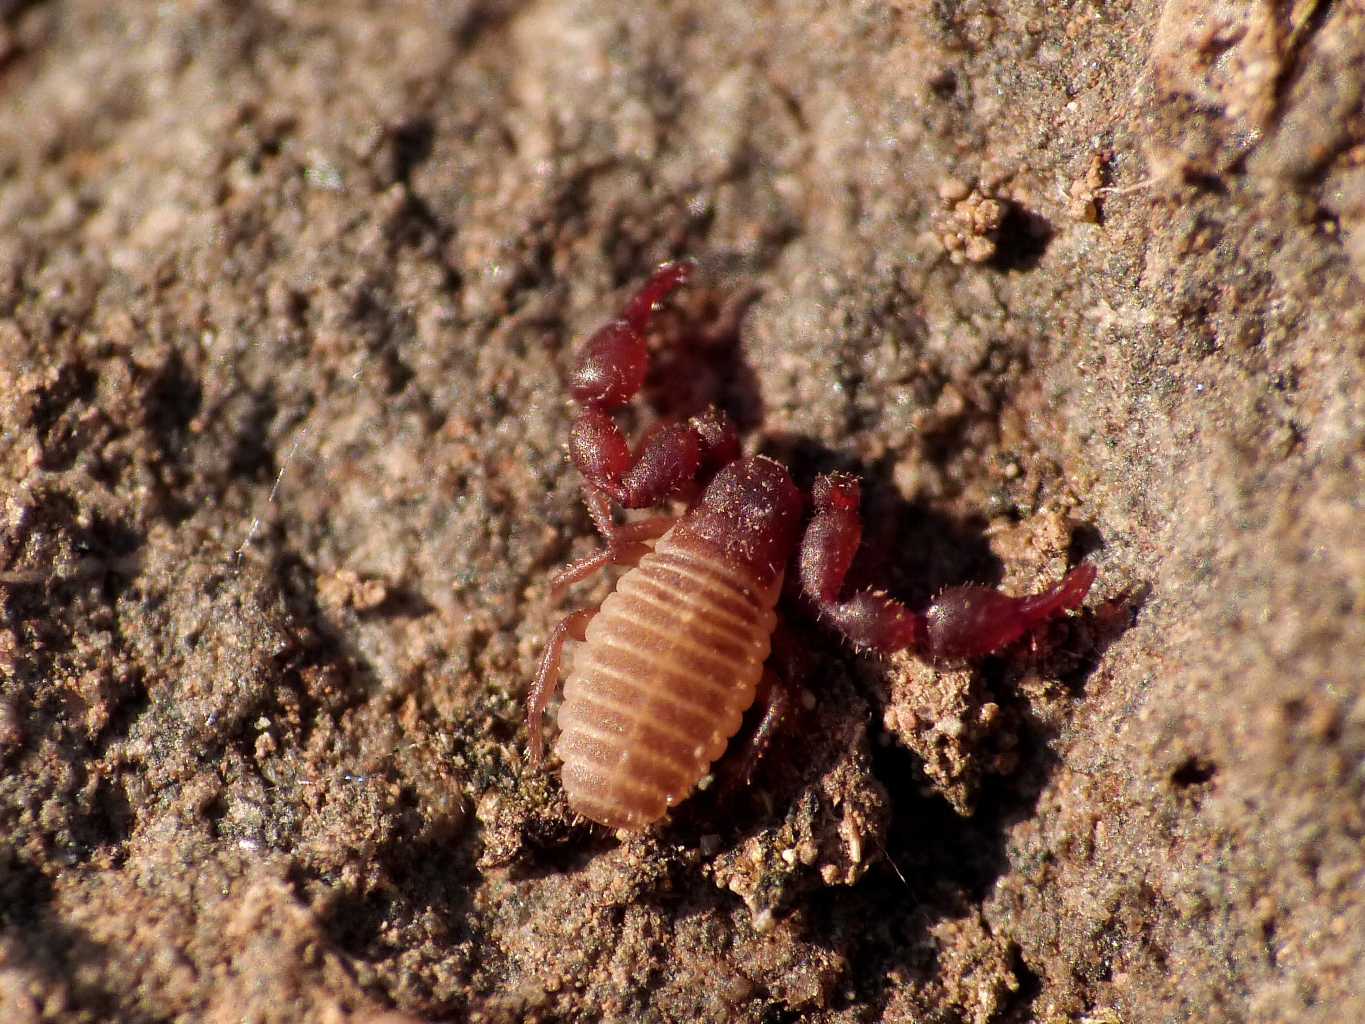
[0,2,1361,1022]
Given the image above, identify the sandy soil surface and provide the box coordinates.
[1,2,1362,1022]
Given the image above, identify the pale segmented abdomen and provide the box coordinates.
[554,529,781,829]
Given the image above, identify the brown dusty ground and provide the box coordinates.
[0,2,1362,1022]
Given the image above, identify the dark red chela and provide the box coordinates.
[528,260,1097,830]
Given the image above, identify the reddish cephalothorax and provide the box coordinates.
[528,260,1097,830]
